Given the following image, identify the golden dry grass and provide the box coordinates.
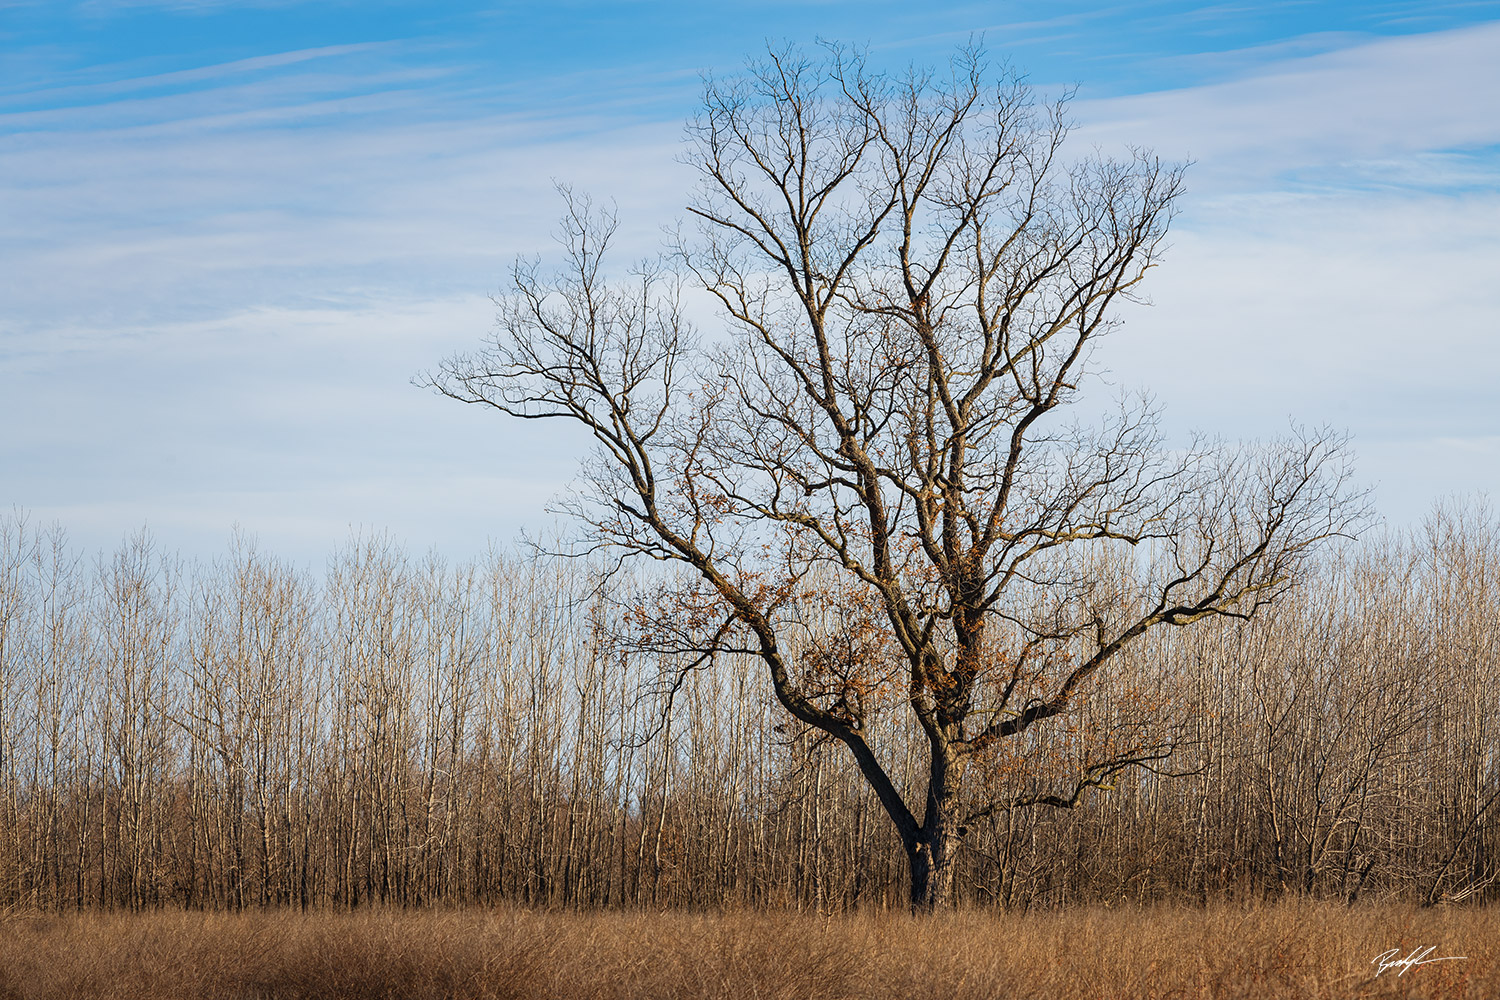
[0,901,1494,999]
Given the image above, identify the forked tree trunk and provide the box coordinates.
[908,830,963,910]
[907,745,966,911]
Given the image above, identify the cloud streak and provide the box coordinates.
[1073,20,1500,186]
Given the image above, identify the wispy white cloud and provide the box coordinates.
[0,80,686,559]
[3,18,1498,561]
[1064,22,1500,523]
[0,42,391,106]
[0,109,685,330]
[1,296,586,563]
[1073,20,1500,185]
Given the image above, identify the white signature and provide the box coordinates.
[1371,946,1467,977]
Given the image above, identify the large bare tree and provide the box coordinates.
[427,44,1365,909]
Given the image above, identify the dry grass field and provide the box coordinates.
[0,902,1493,1000]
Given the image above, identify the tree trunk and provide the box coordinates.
[908,836,956,910]
[908,744,965,911]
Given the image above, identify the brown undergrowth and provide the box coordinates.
[0,901,1493,1000]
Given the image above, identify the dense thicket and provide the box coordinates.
[0,503,1495,912]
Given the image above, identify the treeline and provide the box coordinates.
[0,504,1496,912]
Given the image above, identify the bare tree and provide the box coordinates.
[5,505,1500,912]
[427,43,1366,910]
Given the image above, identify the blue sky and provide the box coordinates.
[3,1,1499,564]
